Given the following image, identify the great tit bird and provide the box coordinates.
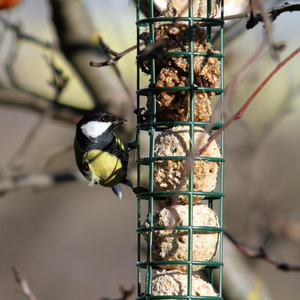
[74,111,137,200]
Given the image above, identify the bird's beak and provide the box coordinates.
[114,117,127,125]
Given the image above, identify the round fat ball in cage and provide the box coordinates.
[141,22,220,122]
[143,204,219,271]
[151,270,218,297]
[154,126,221,204]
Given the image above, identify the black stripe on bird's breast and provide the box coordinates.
[103,136,130,172]
[103,137,126,160]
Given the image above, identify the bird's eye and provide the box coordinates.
[100,116,106,122]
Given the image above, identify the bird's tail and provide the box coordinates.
[111,184,123,200]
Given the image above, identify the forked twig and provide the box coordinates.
[90,43,137,68]
[90,37,137,108]
[0,15,57,49]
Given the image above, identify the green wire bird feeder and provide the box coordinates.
[135,0,224,299]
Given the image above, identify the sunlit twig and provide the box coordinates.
[11,267,38,300]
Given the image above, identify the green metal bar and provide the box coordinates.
[218,0,225,295]
[137,121,225,130]
[137,260,223,268]
[136,17,223,25]
[136,0,225,299]
[136,51,224,58]
[137,156,225,162]
[137,87,224,95]
[137,296,223,300]
[187,3,194,296]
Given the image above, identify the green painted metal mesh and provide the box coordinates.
[136,1,224,299]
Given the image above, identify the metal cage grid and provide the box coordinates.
[136,1,225,299]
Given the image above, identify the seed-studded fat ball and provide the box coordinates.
[145,68,212,122]
[154,126,221,204]
[141,22,220,122]
[151,270,217,297]
[143,204,219,271]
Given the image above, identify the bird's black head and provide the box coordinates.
[76,111,127,151]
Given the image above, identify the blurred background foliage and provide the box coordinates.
[0,0,300,299]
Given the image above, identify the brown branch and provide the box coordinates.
[224,230,300,272]
[11,267,38,300]
[172,45,299,203]
[7,103,54,171]
[0,15,57,49]
[0,89,87,124]
[7,57,69,171]
[42,144,73,169]
[224,3,300,23]
[90,37,137,108]
[169,43,269,202]
[101,285,135,300]
[3,22,54,102]
[90,41,137,68]
[199,46,300,155]
[50,0,131,113]
[0,171,84,196]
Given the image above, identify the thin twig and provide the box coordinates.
[90,37,137,108]
[0,15,57,49]
[7,55,69,171]
[172,45,299,203]
[3,20,57,103]
[101,285,135,300]
[90,43,137,68]
[224,3,300,22]
[11,267,38,300]
[42,144,73,169]
[224,230,300,271]
[171,43,269,203]
[0,171,84,196]
[8,103,54,171]
[199,46,300,155]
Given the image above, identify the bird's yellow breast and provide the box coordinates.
[84,149,126,187]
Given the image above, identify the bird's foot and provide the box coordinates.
[132,186,149,194]
[123,179,148,195]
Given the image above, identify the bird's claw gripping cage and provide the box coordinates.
[135,1,224,299]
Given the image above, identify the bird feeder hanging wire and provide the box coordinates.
[136,0,224,299]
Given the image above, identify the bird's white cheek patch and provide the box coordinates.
[81,121,112,138]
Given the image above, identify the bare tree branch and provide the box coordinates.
[200,46,300,155]
[90,42,138,68]
[0,89,87,123]
[224,230,300,272]
[49,0,132,116]
[224,3,300,22]
[7,57,69,171]
[0,15,57,49]
[3,22,53,102]
[0,171,84,196]
[11,267,38,300]
[101,285,135,300]
[90,37,137,108]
